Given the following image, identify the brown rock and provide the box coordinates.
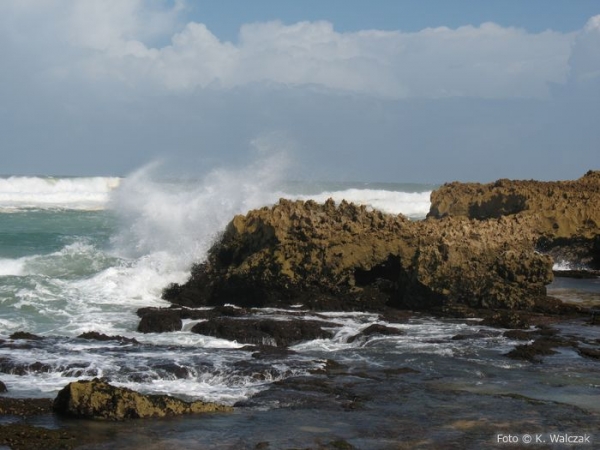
[428,170,600,268]
[53,378,232,420]
[164,198,553,312]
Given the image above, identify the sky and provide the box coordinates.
[0,0,599,183]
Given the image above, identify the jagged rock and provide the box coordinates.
[9,331,43,340]
[78,332,139,344]
[191,317,335,347]
[164,198,553,312]
[429,170,600,269]
[53,378,232,420]
[0,380,6,393]
[137,310,182,333]
[347,324,405,343]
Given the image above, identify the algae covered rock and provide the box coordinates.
[53,378,232,420]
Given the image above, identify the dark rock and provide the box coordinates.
[53,378,232,420]
[503,330,534,340]
[191,317,334,347]
[381,367,420,376]
[0,397,53,415]
[482,311,531,329]
[9,331,43,340]
[0,358,53,376]
[78,331,139,344]
[245,345,298,359]
[153,363,192,379]
[347,324,404,343]
[553,269,600,279]
[505,339,558,362]
[578,347,600,360]
[0,424,95,450]
[309,359,348,376]
[451,330,500,340]
[137,310,182,333]
[0,380,6,393]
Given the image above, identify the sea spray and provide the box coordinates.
[108,151,291,266]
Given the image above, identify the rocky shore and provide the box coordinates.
[1,171,599,448]
[162,172,599,318]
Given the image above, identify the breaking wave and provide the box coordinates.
[0,176,121,211]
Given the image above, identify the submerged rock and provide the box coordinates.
[53,378,232,420]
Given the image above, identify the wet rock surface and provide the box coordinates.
[137,309,182,333]
[77,331,139,345]
[191,317,337,347]
[346,324,405,343]
[53,378,232,420]
[9,331,43,340]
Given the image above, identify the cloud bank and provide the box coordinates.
[0,0,598,181]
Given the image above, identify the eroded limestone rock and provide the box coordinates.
[429,170,600,268]
[163,198,552,312]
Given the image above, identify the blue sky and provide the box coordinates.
[0,1,598,182]
[187,0,600,38]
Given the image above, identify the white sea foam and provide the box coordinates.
[553,261,572,270]
[0,257,27,276]
[0,176,120,210]
[284,188,431,218]
[0,156,438,400]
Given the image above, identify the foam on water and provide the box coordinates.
[285,188,431,218]
[0,157,435,401]
[0,176,121,211]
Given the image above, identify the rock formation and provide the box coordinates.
[429,170,600,268]
[163,198,553,313]
[53,378,232,420]
[191,317,336,347]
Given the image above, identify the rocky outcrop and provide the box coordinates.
[164,198,553,312]
[78,332,139,344]
[191,317,336,347]
[429,170,600,268]
[53,378,232,420]
[346,324,405,343]
[137,309,182,333]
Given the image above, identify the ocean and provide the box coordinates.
[0,168,598,449]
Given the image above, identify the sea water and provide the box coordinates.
[1,164,599,448]
[0,164,432,399]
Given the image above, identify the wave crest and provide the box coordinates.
[0,176,121,211]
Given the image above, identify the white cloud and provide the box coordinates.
[568,15,600,84]
[0,0,583,99]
